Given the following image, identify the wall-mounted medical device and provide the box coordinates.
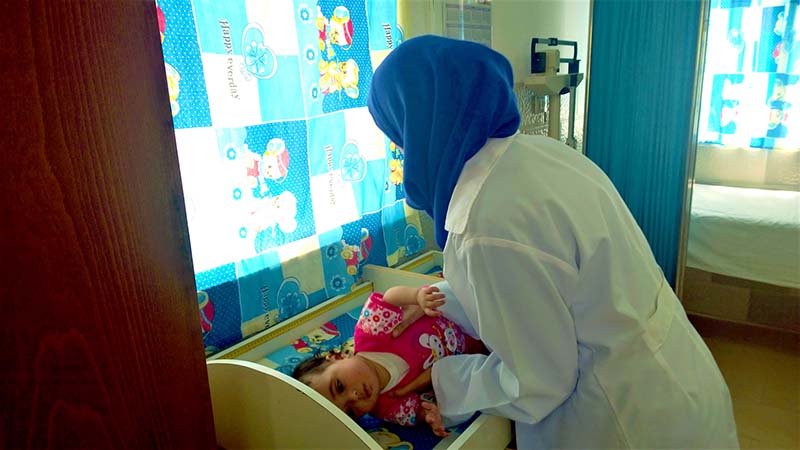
[524,38,584,148]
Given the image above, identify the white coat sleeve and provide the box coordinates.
[432,237,579,425]
[431,280,479,340]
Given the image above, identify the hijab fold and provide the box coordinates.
[368,35,520,248]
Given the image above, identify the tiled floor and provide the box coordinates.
[693,316,800,449]
[507,315,798,450]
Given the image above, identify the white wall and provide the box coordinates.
[402,0,590,80]
[400,0,591,146]
[491,0,589,81]
[492,0,590,147]
[399,0,444,38]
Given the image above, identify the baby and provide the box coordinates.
[293,284,485,437]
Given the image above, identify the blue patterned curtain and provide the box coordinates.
[698,0,798,149]
[157,0,432,356]
[585,0,704,286]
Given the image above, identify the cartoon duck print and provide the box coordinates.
[339,338,355,357]
[368,428,413,450]
[419,333,446,369]
[359,228,373,261]
[198,291,214,335]
[389,159,402,185]
[340,241,361,275]
[291,322,341,353]
[329,6,354,48]
[389,142,403,185]
[307,322,341,345]
[164,63,181,117]
[291,338,313,353]
[341,228,373,275]
[156,4,166,43]
[325,337,355,360]
[316,6,354,55]
[315,5,360,99]
[157,5,179,116]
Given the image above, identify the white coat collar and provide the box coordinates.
[444,133,518,234]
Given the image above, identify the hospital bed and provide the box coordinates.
[687,183,800,289]
[206,260,511,450]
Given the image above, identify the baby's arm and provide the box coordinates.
[419,401,449,437]
[376,392,449,437]
[383,285,446,317]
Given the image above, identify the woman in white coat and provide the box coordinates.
[367,35,738,449]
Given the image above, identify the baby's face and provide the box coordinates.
[306,357,380,419]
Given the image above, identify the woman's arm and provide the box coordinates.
[433,237,580,425]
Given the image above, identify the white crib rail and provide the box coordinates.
[205,265,513,450]
[207,359,381,450]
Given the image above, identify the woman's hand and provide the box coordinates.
[417,285,446,317]
[420,401,449,437]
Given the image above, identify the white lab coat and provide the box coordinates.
[431,134,739,449]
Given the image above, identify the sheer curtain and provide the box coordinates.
[698,0,798,150]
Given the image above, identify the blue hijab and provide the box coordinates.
[367,35,520,248]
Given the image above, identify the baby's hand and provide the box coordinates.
[420,401,449,437]
[417,286,445,317]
